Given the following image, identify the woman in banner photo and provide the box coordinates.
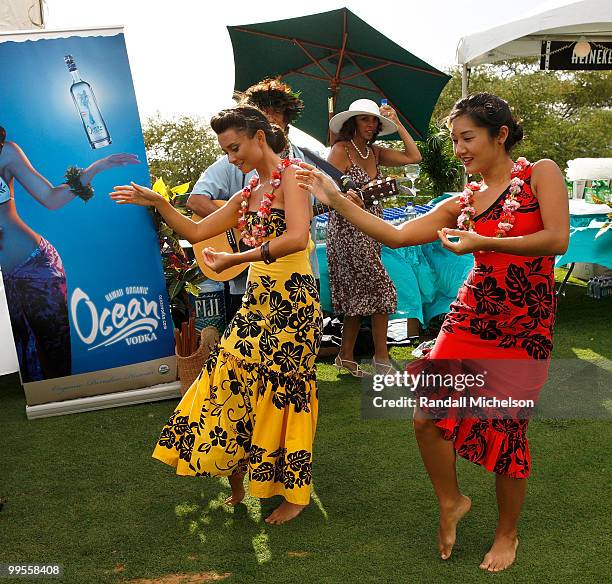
[297,93,569,571]
[111,105,322,525]
[326,99,421,377]
[0,125,138,382]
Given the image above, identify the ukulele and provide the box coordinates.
[193,178,398,282]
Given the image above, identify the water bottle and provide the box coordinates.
[593,277,601,300]
[190,279,226,333]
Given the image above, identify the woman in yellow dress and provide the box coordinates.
[110,105,322,525]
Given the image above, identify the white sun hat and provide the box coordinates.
[329,98,398,137]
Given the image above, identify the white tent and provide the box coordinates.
[457,0,612,95]
[0,0,45,31]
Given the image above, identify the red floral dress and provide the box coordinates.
[413,162,555,478]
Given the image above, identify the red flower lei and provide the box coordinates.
[458,157,530,238]
[237,158,300,247]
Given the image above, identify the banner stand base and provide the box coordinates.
[25,381,181,420]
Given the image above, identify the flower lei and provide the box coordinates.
[458,157,529,238]
[237,158,300,247]
[65,166,94,202]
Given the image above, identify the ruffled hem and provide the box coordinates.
[152,343,317,502]
[407,355,531,479]
[433,417,530,479]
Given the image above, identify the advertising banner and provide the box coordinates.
[0,27,176,406]
[540,40,612,71]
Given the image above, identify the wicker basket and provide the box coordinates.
[176,326,220,395]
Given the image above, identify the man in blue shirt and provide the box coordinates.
[187,78,320,322]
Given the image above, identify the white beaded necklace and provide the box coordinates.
[350,138,371,160]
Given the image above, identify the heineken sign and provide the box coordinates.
[540,40,612,71]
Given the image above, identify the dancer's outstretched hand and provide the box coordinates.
[295,162,343,209]
[95,153,140,171]
[110,182,163,207]
[438,228,484,255]
[202,247,235,273]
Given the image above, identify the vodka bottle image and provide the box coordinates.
[65,55,111,149]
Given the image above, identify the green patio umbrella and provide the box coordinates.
[228,7,450,144]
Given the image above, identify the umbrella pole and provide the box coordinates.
[327,82,338,146]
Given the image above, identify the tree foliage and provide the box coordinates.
[416,123,464,196]
[432,65,612,171]
[143,114,222,188]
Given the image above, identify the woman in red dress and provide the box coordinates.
[296,93,569,572]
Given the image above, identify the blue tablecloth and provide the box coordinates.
[556,215,612,268]
[316,241,473,326]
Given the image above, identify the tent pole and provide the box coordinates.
[461,64,469,98]
[460,64,470,185]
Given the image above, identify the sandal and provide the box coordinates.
[372,358,399,375]
[334,355,371,378]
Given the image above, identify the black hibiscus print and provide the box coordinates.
[526,257,544,274]
[286,380,310,413]
[267,447,287,483]
[473,276,507,315]
[469,318,502,340]
[258,328,279,356]
[289,304,315,343]
[235,338,254,358]
[521,334,553,360]
[272,390,287,410]
[209,425,228,447]
[235,419,253,450]
[283,472,296,489]
[249,445,266,464]
[285,273,317,303]
[257,275,274,304]
[297,462,312,487]
[251,462,275,482]
[158,427,175,448]
[273,342,304,373]
[221,368,242,396]
[242,281,259,308]
[505,264,530,305]
[268,291,292,329]
[498,335,517,349]
[287,449,310,472]
[525,282,553,320]
[204,346,219,373]
[173,415,190,435]
[178,432,195,461]
[234,312,263,339]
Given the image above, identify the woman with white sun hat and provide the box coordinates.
[326,98,422,377]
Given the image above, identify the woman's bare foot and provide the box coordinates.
[479,531,519,572]
[224,473,245,506]
[438,494,472,560]
[264,501,307,525]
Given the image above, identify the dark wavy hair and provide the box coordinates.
[210,105,287,154]
[237,77,304,126]
[447,92,524,152]
[333,116,383,145]
[0,126,5,145]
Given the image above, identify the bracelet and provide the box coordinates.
[260,241,275,264]
[65,166,94,202]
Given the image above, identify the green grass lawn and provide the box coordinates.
[1,279,610,584]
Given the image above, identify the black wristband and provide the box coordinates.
[261,241,275,264]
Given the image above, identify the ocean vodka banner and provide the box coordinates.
[0,28,175,404]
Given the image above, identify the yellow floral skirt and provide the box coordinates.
[153,258,322,505]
